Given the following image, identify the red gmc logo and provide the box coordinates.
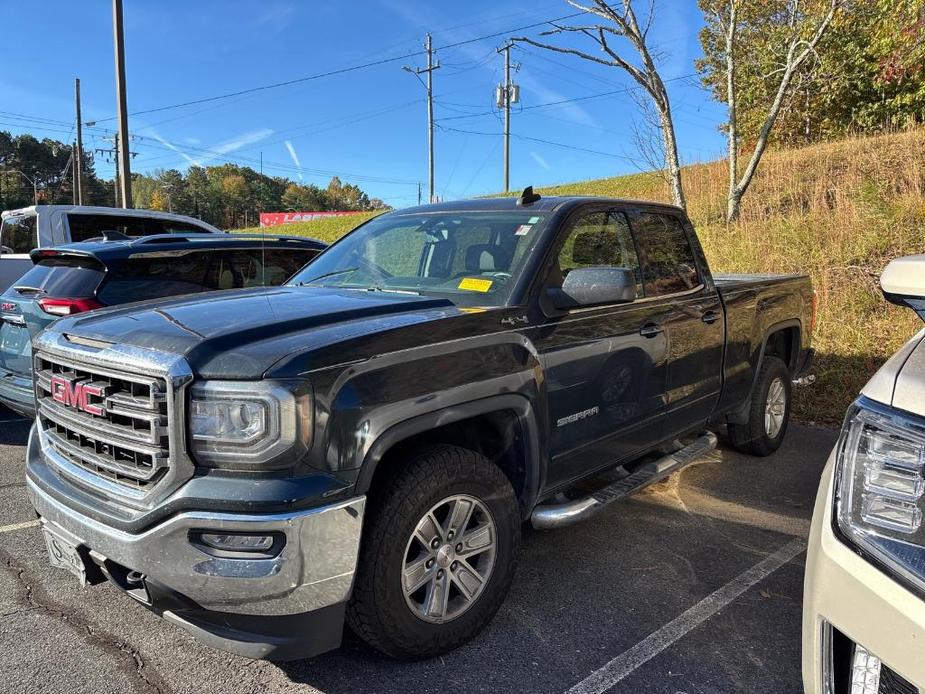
[0,303,15,312]
[50,375,104,416]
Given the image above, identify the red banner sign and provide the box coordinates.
[259,211,364,227]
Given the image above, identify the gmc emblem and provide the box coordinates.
[50,375,105,416]
[0,302,15,312]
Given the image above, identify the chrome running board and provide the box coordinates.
[530,431,718,530]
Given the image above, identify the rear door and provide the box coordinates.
[0,213,38,293]
[534,206,669,489]
[630,209,724,435]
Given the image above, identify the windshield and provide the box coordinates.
[288,210,548,306]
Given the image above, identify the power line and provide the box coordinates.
[90,12,584,123]
[439,125,637,163]
[434,72,702,124]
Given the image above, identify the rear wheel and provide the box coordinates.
[728,356,791,456]
[347,445,520,659]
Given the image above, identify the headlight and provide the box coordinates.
[836,400,925,594]
[188,380,312,469]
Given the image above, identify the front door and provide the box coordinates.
[534,207,669,490]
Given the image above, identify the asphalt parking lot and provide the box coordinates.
[0,402,835,694]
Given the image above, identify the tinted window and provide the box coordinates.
[3,259,104,297]
[555,210,642,295]
[633,212,699,296]
[67,213,210,242]
[97,248,313,304]
[0,214,38,254]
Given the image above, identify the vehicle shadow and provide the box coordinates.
[272,429,828,694]
[0,407,31,446]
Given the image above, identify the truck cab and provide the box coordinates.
[0,205,222,293]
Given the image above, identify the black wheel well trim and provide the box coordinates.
[726,319,802,424]
[354,394,543,517]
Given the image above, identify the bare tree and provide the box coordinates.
[515,0,687,209]
[713,0,839,222]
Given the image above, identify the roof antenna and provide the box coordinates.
[516,185,541,206]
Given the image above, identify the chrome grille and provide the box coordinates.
[34,351,170,491]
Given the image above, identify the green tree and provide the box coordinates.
[698,0,840,221]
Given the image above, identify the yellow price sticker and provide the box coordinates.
[458,277,493,292]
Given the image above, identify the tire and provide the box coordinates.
[728,356,792,457]
[347,444,521,659]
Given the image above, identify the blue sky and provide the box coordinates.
[1,0,726,208]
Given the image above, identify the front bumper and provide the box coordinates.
[27,463,365,660]
[802,451,925,692]
[0,367,34,417]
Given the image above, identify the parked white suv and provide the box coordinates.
[0,205,222,292]
[803,255,925,693]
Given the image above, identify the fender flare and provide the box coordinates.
[354,394,543,516]
[727,319,803,424]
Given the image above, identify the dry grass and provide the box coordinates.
[240,130,925,424]
[540,129,925,424]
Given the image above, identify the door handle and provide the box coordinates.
[701,310,720,325]
[639,322,663,338]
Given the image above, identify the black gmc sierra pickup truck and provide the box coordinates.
[26,189,814,661]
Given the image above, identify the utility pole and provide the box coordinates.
[95,133,134,208]
[74,78,84,205]
[112,0,132,208]
[403,34,440,203]
[417,181,422,206]
[496,42,519,193]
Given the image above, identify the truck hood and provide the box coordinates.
[862,327,925,417]
[45,286,474,378]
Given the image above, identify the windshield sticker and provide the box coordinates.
[514,224,533,236]
[528,216,541,224]
[458,277,493,292]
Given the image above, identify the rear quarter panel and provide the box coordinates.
[714,274,813,413]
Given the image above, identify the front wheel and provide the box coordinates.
[728,356,792,456]
[347,445,520,659]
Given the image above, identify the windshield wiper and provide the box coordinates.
[367,286,420,296]
[297,267,358,285]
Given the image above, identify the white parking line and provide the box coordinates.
[566,537,807,694]
[0,520,40,534]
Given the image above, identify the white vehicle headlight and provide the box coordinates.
[836,400,925,593]
[188,380,312,469]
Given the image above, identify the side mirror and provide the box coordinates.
[881,255,925,321]
[547,266,637,309]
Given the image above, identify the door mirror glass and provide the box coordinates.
[547,266,637,309]
[882,255,925,321]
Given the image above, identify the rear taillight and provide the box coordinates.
[37,297,103,316]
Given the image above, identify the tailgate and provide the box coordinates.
[0,297,34,377]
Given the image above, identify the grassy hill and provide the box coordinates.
[243,129,925,424]
[239,211,381,243]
